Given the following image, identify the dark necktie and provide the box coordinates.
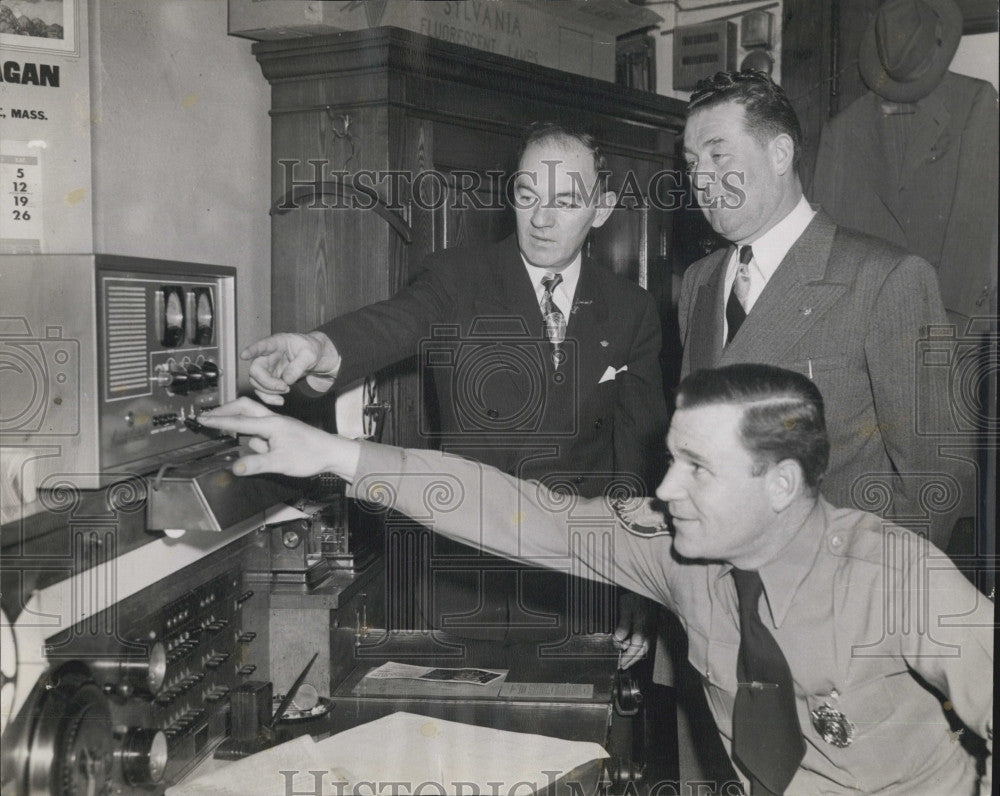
[540,272,566,369]
[725,245,753,345]
[731,568,805,795]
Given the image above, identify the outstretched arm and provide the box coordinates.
[199,399,676,610]
[200,398,361,477]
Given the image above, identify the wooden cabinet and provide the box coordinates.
[253,28,686,447]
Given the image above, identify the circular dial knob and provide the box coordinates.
[184,363,204,392]
[91,641,167,696]
[168,362,189,395]
[119,727,169,785]
[151,364,174,388]
[200,359,220,388]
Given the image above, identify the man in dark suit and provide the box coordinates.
[243,122,668,663]
[677,70,971,550]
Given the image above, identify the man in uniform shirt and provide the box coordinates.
[201,363,993,795]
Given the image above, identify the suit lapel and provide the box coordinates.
[688,247,731,371]
[899,90,951,190]
[854,93,907,233]
[567,257,611,387]
[468,238,541,403]
[472,236,540,322]
[722,211,846,364]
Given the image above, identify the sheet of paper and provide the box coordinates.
[168,711,609,795]
[315,712,609,793]
[165,736,353,796]
[364,661,507,685]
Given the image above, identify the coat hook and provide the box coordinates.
[325,109,355,170]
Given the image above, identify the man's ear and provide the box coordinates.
[770,133,795,177]
[592,191,617,228]
[766,458,804,512]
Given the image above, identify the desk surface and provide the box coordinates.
[324,632,623,794]
[179,633,624,795]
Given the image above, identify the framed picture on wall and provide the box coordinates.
[0,0,78,56]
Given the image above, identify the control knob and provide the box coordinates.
[201,359,220,388]
[91,641,167,698]
[117,727,169,786]
[185,363,205,392]
[168,362,190,395]
[151,363,173,388]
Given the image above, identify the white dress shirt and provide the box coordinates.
[722,196,817,340]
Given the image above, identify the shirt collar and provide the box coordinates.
[715,497,827,629]
[521,252,581,317]
[738,194,816,286]
[757,498,828,627]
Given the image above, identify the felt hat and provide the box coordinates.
[859,0,962,102]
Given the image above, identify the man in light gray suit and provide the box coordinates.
[668,70,978,789]
[678,70,972,550]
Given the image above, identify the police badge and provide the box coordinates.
[810,695,855,748]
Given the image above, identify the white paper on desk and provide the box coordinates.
[316,712,609,792]
[364,661,507,685]
[168,712,609,795]
[165,736,353,796]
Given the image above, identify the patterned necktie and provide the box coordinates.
[725,245,753,345]
[731,568,805,794]
[540,272,566,369]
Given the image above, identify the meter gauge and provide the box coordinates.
[188,287,215,345]
[156,286,186,348]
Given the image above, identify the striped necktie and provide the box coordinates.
[540,272,566,369]
[726,245,753,345]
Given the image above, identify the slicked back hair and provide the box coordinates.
[516,121,611,193]
[687,70,804,172]
[676,364,830,492]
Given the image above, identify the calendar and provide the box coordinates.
[0,140,44,254]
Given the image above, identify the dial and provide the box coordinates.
[168,361,189,395]
[158,287,186,348]
[191,287,214,345]
[119,728,169,786]
[184,363,205,392]
[146,641,167,694]
[201,359,220,388]
[89,640,167,697]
